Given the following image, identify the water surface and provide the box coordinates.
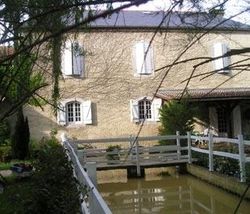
[98,172,250,214]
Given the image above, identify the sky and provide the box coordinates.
[125,0,250,23]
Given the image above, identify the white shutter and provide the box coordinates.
[82,100,92,124]
[130,100,139,122]
[222,43,230,72]
[152,98,162,121]
[135,42,145,74]
[72,42,84,76]
[144,43,153,74]
[57,102,66,125]
[213,43,230,73]
[62,40,73,75]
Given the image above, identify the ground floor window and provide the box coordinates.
[138,99,152,119]
[217,108,228,134]
[66,102,81,123]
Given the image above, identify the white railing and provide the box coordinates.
[61,136,112,214]
[189,133,250,183]
[74,131,250,183]
[76,131,189,177]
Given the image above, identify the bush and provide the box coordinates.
[29,141,81,214]
[0,146,12,162]
[159,99,197,145]
[106,145,121,162]
[0,120,10,146]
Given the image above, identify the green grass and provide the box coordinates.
[0,177,34,214]
[0,160,32,170]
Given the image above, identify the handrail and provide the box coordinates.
[62,139,112,214]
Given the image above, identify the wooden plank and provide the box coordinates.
[213,137,239,144]
[213,151,239,160]
[191,147,209,154]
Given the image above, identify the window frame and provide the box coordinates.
[57,98,92,126]
[66,101,82,124]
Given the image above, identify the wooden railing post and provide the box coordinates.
[129,135,134,161]
[135,138,141,177]
[187,132,192,164]
[208,133,214,171]
[238,134,246,182]
[85,162,97,187]
[176,131,181,160]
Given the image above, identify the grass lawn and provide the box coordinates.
[0,176,34,214]
[0,160,32,170]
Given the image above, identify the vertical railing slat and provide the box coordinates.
[208,133,214,172]
[238,134,246,182]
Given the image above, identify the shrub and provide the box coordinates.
[0,120,10,146]
[106,145,121,162]
[0,146,12,162]
[29,141,81,214]
[159,99,197,145]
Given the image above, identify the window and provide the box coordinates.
[138,99,152,119]
[213,42,230,73]
[217,108,228,135]
[66,102,81,123]
[57,99,92,126]
[130,97,161,122]
[134,41,154,75]
[62,40,84,76]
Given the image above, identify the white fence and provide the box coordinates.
[74,131,250,182]
[190,133,250,182]
[62,137,112,214]
[76,131,189,177]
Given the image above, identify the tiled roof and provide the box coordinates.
[156,88,250,101]
[90,10,250,31]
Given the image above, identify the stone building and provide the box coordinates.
[24,11,250,140]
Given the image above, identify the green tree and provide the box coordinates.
[11,108,30,160]
[159,99,196,136]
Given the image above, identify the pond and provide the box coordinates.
[98,169,250,214]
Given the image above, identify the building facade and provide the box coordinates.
[24,11,250,140]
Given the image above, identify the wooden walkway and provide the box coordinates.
[73,132,192,177]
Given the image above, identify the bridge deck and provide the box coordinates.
[96,159,189,170]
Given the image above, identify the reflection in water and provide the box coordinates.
[98,174,250,214]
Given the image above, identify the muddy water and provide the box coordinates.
[98,170,250,214]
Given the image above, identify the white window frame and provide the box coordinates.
[66,101,82,124]
[57,98,92,126]
[61,40,85,77]
[133,41,154,76]
[212,42,230,74]
[130,97,162,123]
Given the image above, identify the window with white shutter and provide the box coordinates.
[57,99,92,126]
[134,41,154,75]
[62,40,84,77]
[213,43,230,73]
[130,97,161,122]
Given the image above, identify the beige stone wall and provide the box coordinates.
[24,29,250,140]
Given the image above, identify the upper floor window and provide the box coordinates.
[213,42,230,74]
[130,97,161,122]
[57,99,92,126]
[134,41,154,75]
[61,40,84,77]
